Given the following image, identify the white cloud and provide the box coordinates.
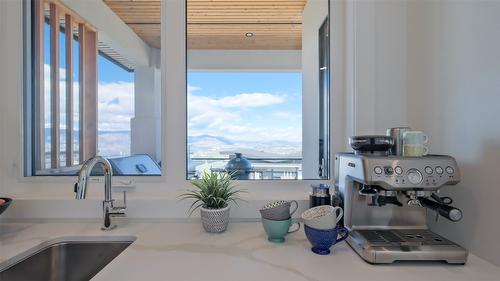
[219,93,285,108]
[43,64,135,156]
[273,111,302,121]
[43,64,134,132]
[188,85,201,93]
[188,85,301,143]
[97,81,135,131]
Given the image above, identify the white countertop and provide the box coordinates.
[1,220,500,281]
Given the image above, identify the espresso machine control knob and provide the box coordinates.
[394,166,403,175]
[407,169,423,185]
[446,166,455,174]
[435,166,444,174]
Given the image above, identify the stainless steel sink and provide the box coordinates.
[0,236,135,281]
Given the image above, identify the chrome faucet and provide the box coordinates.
[75,156,126,230]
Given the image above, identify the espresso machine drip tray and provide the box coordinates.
[348,229,468,264]
[356,229,453,246]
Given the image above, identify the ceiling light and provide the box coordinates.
[245,32,254,38]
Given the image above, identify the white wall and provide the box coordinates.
[0,0,13,195]
[346,0,408,136]
[131,66,162,161]
[406,0,500,266]
[0,0,24,197]
[350,0,500,266]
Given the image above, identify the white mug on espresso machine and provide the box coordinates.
[402,131,428,157]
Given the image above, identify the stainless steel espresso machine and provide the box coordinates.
[335,151,468,264]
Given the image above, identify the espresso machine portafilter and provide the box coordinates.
[335,152,468,264]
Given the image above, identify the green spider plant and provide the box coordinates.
[178,171,247,215]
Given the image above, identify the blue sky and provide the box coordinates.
[98,57,134,83]
[44,23,135,157]
[44,24,303,156]
[188,72,303,144]
[188,72,301,98]
[45,23,133,83]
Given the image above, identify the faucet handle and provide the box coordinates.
[102,206,125,231]
[102,195,126,231]
[112,191,127,210]
[109,211,126,217]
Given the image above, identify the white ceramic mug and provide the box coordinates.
[301,205,343,230]
[402,131,428,157]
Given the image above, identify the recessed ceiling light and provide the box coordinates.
[245,32,254,38]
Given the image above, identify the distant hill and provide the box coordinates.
[188,134,234,146]
[188,134,302,158]
[44,128,130,140]
[42,130,302,158]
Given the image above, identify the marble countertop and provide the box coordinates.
[1,220,500,281]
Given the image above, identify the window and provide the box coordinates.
[186,0,331,180]
[187,72,303,179]
[25,0,162,176]
[97,54,135,158]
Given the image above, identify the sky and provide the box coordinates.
[43,24,303,158]
[188,72,303,144]
[43,23,134,158]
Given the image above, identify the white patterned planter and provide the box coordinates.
[200,205,230,233]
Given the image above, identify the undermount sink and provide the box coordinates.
[0,236,135,281]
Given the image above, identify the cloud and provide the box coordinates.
[219,93,285,108]
[43,64,135,156]
[43,64,134,132]
[273,111,302,121]
[97,81,134,131]
[188,85,201,93]
[188,85,301,143]
[108,97,120,106]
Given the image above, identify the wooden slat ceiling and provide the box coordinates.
[103,0,307,50]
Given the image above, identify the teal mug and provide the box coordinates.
[261,218,301,243]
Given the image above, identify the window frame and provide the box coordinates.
[21,0,337,191]
[185,70,305,181]
[23,0,156,177]
[24,0,99,176]
[184,0,332,181]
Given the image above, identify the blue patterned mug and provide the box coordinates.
[304,225,349,255]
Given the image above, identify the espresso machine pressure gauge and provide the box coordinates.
[407,169,423,185]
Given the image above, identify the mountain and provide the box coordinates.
[188,135,234,146]
[188,134,302,158]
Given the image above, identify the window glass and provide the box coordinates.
[187,72,303,179]
[97,54,135,158]
[27,0,162,176]
[186,0,330,180]
[43,21,51,169]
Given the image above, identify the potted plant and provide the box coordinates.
[179,171,246,233]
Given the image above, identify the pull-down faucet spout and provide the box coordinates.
[75,156,126,230]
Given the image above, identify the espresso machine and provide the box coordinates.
[335,152,468,264]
